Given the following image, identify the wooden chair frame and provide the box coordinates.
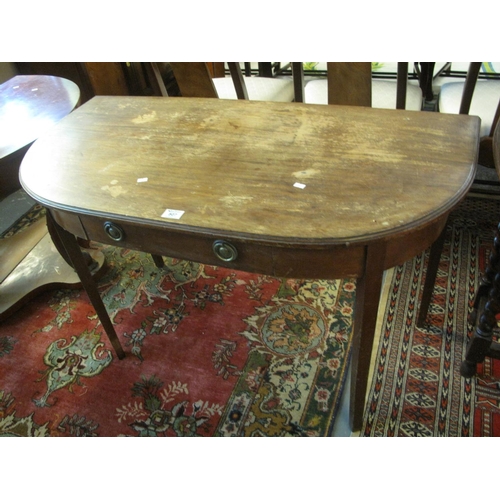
[291,62,411,109]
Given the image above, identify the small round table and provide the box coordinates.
[1,74,81,199]
[0,74,94,320]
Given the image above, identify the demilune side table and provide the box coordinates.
[19,96,480,430]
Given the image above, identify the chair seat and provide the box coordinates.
[439,80,500,137]
[213,76,295,102]
[304,78,423,110]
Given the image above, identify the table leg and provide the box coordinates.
[46,211,125,359]
[151,254,165,268]
[417,226,447,328]
[349,242,386,432]
[46,212,101,275]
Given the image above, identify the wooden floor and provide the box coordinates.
[0,189,36,236]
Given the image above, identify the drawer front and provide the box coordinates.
[77,214,366,279]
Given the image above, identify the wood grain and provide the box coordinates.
[20,96,479,244]
[19,95,481,430]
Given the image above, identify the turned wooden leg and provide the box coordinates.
[349,241,386,432]
[461,222,500,376]
[461,273,500,376]
[417,226,447,328]
[470,224,500,326]
[46,211,125,360]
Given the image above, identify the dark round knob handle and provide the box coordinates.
[213,240,238,262]
[104,221,125,242]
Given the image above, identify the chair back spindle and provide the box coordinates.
[459,62,482,115]
[396,62,409,110]
[170,62,297,102]
[439,62,500,168]
[495,118,500,171]
[291,62,305,103]
[227,63,249,100]
[144,62,169,97]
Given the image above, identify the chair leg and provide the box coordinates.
[461,222,500,376]
[470,224,500,326]
[461,273,500,376]
[417,227,447,328]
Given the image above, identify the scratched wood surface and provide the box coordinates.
[19,96,479,244]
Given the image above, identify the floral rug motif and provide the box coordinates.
[0,220,354,436]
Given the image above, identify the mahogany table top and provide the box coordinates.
[20,96,479,246]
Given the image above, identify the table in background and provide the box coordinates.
[0,74,94,320]
[0,74,80,199]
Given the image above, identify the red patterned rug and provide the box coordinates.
[0,209,355,437]
[362,195,500,436]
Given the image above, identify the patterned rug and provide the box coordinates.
[0,210,355,437]
[362,195,500,436]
